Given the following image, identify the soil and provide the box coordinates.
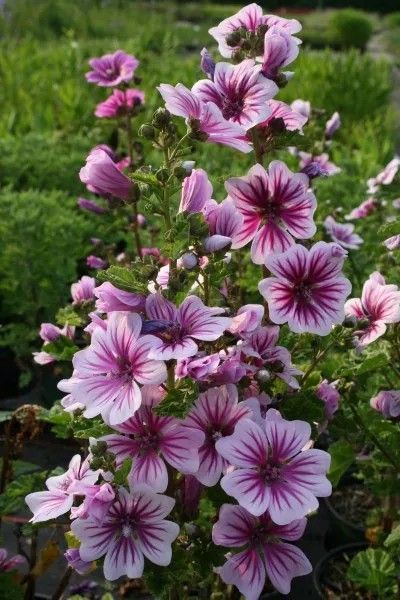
[329,484,379,527]
[318,548,376,600]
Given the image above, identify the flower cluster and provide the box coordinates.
[27,4,400,600]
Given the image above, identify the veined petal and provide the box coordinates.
[137,519,179,566]
[219,549,265,600]
[26,490,73,523]
[212,504,257,547]
[220,469,271,516]
[103,536,144,580]
[216,419,268,468]
[263,541,311,594]
[129,452,168,493]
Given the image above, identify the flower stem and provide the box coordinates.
[301,340,335,385]
[124,108,142,257]
[167,361,175,391]
[251,128,264,165]
[50,566,73,600]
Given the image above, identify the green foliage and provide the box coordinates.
[97,260,158,294]
[41,402,73,438]
[384,12,400,29]
[56,305,86,327]
[348,548,397,596]
[156,380,199,418]
[43,336,79,361]
[113,458,132,487]
[328,440,355,487]
[384,525,400,548]
[0,573,24,600]
[0,469,60,515]
[0,188,90,357]
[328,10,373,50]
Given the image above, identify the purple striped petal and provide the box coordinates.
[220,468,271,516]
[219,549,266,600]
[264,418,311,462]
[26,490,73,523]
[216,419,268,468]
[137,519,179,566]
[263,541,311,594]
[129,452,168,493]
[103,536,144,580]
[212,504,257,547]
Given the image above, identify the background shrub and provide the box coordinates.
[327,9,374,50]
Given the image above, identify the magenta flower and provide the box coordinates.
[258,99,308,133]
[370,390,400,419]
[213,504,311,598]
[80,148,134,200]
[145,294,231,360]
[324,216,363,250]
[344,272,400,349]
[325,111,341,138]
[59,312,167,425]
[200,47,215,79]
[241,326,302,389]
[192,59,277,130]
[259,242,351,335]
[203,198,245,251]
[39,322,74,343]
[208,3,301,59]
[158,83,252,153]
[71,483,115,523]
[77,197,106,214]
[262,26,299,80]
[26,455,99,523]
[86,255,107,269]
[183,385,251,486]
[346,197,378,220]
[86,50,138,87]
[176,352,220,381]
[0,549,27,572]
[225,161,316,264]
[384,234,400,251]
[71,486,179,581]
[216,411,331,523]
[102,402,204,492]
[299,152,340,178]
[71,275,96,304]
[179,168,213,214]
[316,380,340,420]
[374,157,400,186]
[95,88,145,118]
[94,282,145,313]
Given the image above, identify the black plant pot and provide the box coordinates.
[313,542,368,599]
[324,494,365,550]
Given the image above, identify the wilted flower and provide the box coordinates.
[213,504,311,598]
[71,275,96,304]
[71,486,179,581]
[86,50,139,87]
[183,385,251,486]
[0,549,27,572]
[345,272,400,350]
[95,88,145,118]
[80,148,134,200]
[158,83,252,153]
[179,168,213,214]
[192,59,278,130]
[216,410,331,523]
[370,390,400,419]
[325,111,341,138]
[94,282,145,313]
[324,216,363,250]
[259,242,351,335]
[225,161,316,264]
[200,47,215,79]
[64,548,92,575]
[58,312,167,425]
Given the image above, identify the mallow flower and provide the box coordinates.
[95,88,145,118]
[324,216,363,250]
[192,59,278,130]
[344,272,400,350]
[179,168,213,214]
[94,282,145,313]
[225,161,316,264]
[86,50,139,87]
[259,242,351,335]
[262,26,299,81]
[216,410,331,523]
[370,390,400,419]
[71,486,179,581]
[71,275,96,304]
[80,148,134,200]
[58,312,167,425]
[258,99,308,133]
[213,504,311,598]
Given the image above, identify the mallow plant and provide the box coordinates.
[2,3,397,599]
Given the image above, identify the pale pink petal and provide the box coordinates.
[219,549,266,600]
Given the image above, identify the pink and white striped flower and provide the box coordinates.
[344,272,400,350]
[94,282,145,313]
[213,504,311,598]
[258,99,308,133]
[324,216,363,250]
[192,60,278,130]
[225,161,316,264]
[346,197,378,220]
[145,294,231,361]
[229,304,264,337]
[158,83,252,153]
[179,168,213,214]
[208,3,301,60]
[58,312,167,425]
[71,275,96,304]
[370,390,400,419]
[71,486,179,581]
[203,198,245,251]
[262,26,300,81]
[216,411,331,523]
[102,403,204,493]
[259,242,351,335]
[86,50,139,87]
[26,455,99,523]
[183,385,251,486]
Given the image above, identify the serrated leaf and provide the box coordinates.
[131,171,160,187]
[328,440,355,487]
[113,457,132,486]
[43,336,79,361]
[56,305,85,327]
[72,415,110,439]
[97,263,156,294]
[348,549,396,593]
[155,381,199,418]
[384,524,400,548]
[41,403,73,439]
[340,352,388,377]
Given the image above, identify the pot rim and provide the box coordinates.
[313,541,368,598]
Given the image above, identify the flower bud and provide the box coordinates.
[343,315,356,328]
[226,29,242,47]
[156,168,169,183]
[139,124,156,139]
[256,369,272,382]
[173,165,187,180]
[152,107,171,128]
[181,252,198,270]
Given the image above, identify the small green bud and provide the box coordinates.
[173,165,187,180]
[91,441,108,455]
[256,23,268,37]
[139,124,156,139]
[343,315,356,328]
[152,107,171,128]
[275,72,289,88]
[226,29,242,47]
[156,168,169,183]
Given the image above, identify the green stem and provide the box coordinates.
[50,566,73,600]
[167,361,175,391]
[203,270,210,305]
[251,128,264,165]
[301,340,335,385]
[124,107,142,257]
[169,131,191,162]
[348,401,400,472]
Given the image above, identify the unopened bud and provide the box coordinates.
[226,30,242,47]
[173,165,187,180]
[343,315,356,328]
[181,252,198,270]
[357,318,370,330]
[256,369,271,382]
[152,107,171,128]
[156,168,169,183]
[139,124,156,139]
[91,441,108,455]
[256,24,268,37]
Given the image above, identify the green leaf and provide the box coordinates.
[155,380,199,418]
[56,305,85,327]
[0,411,13,423]
[43,336,79,361]
[97,261,158,294]
[0,573,24,600]
[378,219,400,241]
[113,458,132,487]
[348,549,396,594]
[340,352,388,377]
[72,414,110,439]
[0,471,56,515]
[131,171,160,187]
[328,440,355,487]
[384,524,400,548]
[41,403,73,439]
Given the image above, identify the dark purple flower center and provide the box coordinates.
[259,461,282,484]
[294,282,313,303]
[119,517,139,539]
[134,429,160,455]
[111,357,134,382]
[159,321,184,344]
[260,201,280,221]
[222,95,245,121]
